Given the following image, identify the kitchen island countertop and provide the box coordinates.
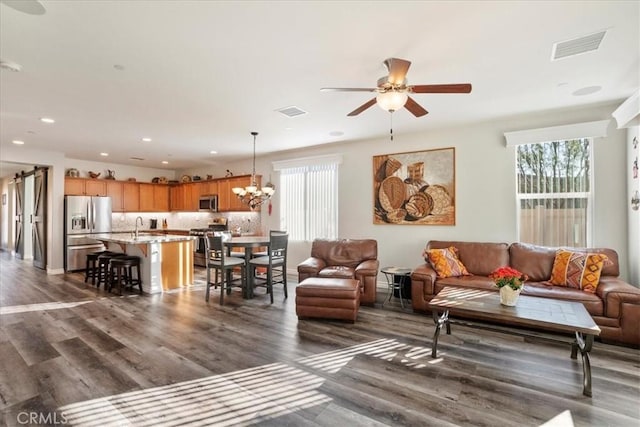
[94,233,196,245]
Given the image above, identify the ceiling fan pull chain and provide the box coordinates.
[390,111,394,142]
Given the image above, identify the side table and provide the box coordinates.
[380,267,412,308]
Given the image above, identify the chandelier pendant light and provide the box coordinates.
[232,132,275,210]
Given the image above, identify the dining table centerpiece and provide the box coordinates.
[490,266,528,306]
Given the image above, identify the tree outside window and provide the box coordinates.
[516,138,592,247]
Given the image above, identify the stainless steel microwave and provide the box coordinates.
[199,195,218,212]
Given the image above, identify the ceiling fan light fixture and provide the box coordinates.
[377,91,408,112]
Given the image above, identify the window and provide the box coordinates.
[516,138,592,247]
[275,156,340,241]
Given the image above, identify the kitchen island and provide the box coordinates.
[93,233,196,294]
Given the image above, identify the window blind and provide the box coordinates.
[280,162,338,241]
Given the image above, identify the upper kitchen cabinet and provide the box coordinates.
[106,181,124,212]
[219,175,260,212]
[170,182,200,211]
[123,182,140,211]
[64,177,107,196]
[139,183,169,212]
[203,180,218,196]
[105,181,139,212]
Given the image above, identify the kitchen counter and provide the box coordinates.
[95,233,196,244]
[93,233,195,294]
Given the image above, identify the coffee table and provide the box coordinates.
[428,286,601,397]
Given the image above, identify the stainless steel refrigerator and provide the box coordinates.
[64,195,112,271]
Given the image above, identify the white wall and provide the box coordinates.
[181,101,630,281]
[0,178,10,251]
[627,125,640,286]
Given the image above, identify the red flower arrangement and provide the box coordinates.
[489,267,528,291]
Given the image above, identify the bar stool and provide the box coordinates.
[96,253,126,289]
[108,256,142,295]
[85,251,117,286]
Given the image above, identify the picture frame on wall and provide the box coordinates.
[373,147,455,225]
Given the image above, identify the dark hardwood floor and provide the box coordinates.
[1,252,639,426]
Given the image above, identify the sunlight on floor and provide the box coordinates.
[0,295,138,315]
[58,338,441,425]
[59,363,331,426]
[539,410,575,427]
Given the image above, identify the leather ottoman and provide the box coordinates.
[296,278,360,322]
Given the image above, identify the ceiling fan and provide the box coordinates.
[321,58,472,117]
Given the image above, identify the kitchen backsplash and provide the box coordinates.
[112,211,262,234]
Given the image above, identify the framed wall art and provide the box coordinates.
[373,147,455,225]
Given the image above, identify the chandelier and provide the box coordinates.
[232,131,275,210]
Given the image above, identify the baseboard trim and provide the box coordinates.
[47,267,64,275]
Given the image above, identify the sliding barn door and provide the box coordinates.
[32,168,47,269]
[13,176,24,259]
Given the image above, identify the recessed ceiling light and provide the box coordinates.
[40,117,55,123]
[0,60,22,72]
[162,161,169,164]
[100,152,109,156]
[0,0,46,15]
[210,150,218,154]
[141,137,152,142]
[12,140,25,145]
[284,127,293,131]
[572,86,602,96]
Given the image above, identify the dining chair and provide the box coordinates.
[248,233,288,304]
[252,230,287,258]
[204,233,245,305]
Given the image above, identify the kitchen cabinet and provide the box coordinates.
[64,178,107,196]
[218,175,260,212]
[169,185,185,211]
[106,181,124,212]
[107,181,140,212]
[204,180,218,196]
[123,182,140,211]
[139,183,169,212]
[170,183,199,211]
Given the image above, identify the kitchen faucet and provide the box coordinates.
[135,216,143,239]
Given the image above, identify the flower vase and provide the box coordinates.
[499,286,521,306]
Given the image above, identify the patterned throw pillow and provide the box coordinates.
[425,246,470,278]
[549,249,608,293]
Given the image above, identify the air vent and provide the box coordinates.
[552,30,606,61]
[275,105,308,118]
[129,157,145,161]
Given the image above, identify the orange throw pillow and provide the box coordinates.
[425,246,470,278]
[549,249,608,293]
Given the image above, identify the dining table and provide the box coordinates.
[224,236,270,299]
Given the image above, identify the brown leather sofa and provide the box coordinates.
[297,239,379,305]
[411,240,640,346]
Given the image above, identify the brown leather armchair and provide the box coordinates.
[297,239,379,305]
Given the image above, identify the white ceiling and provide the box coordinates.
[1,1,638,174]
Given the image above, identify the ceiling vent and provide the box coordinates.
[275,106,308,118]
[552,30,606,61]
[129,157,145,161]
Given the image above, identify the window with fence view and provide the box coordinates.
[516,138,592,247]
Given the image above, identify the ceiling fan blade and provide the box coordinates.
[410,83,472,93]
[347,98,377,116]
[404,96,429,117]
[383,58,411,85]
[321,87,377,92]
